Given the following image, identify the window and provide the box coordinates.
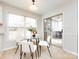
[7,13,37,41]
[8,14,24,27]
[25,17,37,27]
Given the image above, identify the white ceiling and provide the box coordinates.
[2,0,72,15]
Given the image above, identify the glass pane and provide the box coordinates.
[52,20,62,31]
[8,14,24,27]
[25,17,37,28]
[8,28,24,41]
[57,21,62,31]
[52,21,58,31]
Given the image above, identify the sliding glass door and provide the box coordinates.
[51,14,63,47]
[43,14,63,47]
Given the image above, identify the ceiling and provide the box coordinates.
[2,0,72,15]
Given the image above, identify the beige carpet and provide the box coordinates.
[0,46,77,59]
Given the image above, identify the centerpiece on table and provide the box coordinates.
[28,27,37,38]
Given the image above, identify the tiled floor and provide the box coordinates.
[0,46,77,59]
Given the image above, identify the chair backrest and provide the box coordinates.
[21,42,34,53]
[25,31,32,39]
[47,35,51,43]
[15,33,24,43]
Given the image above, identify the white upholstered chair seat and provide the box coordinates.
[39,41,49,46]
[21,42,37,53]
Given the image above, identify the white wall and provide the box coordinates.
[0,2,42,51]
[0,6,2,51]
[63,0,78,55]
[43,8,63,19]
[42,0,78,55]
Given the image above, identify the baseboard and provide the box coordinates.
[64,49,78,56]
[1,46,16,52]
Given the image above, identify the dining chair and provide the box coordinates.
[38,36,52,57]
[31,37,40,57]
[15,38,27,54]
[15,39,23,54]
[20,42,37,59]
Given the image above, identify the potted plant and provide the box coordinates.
[28,27,37,38]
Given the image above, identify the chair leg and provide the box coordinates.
[47,46,52,57]
[20,52,23,59]
[39,46,41,56]
[20,45,22,59]
[37,45,39,57]
[23,53,26,57]
[35,51,37,58]
[15,45,19,54]
[31,53,33,59]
